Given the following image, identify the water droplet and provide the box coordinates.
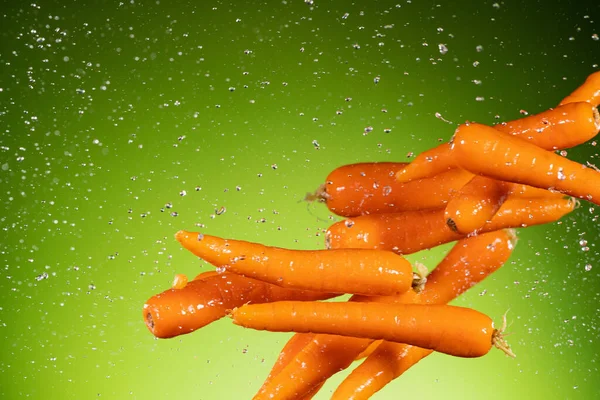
[585,264,593,271]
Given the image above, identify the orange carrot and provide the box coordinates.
[308,162,472,217]
[355,340,383,360]
[444,176,512,234]
[396,143,454,183]
[231,302,514,358]
[143,272,338,339]
[451,122,600,205]
[175,231,414,296]
[326,196,574,254]
[255,229,516,400]
[493,101,600,150]
[397,102,599,183]
[333,229,517,399]
[507,183,565,199]
[259,334,313,389]
[559,70,600,107]
[256,333,324,400]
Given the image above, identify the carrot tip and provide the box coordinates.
[505,229,519,250]
[175,230,189,242]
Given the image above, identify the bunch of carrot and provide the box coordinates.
[143,70,600,399]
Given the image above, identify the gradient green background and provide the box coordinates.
[1,0,599,399]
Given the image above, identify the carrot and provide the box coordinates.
[559,70,600,107]
[326,196,574,254]
[334,344,432,400]
[255,229,516,400]
[255,334,373,400]
[444,176,512,234]
[355,340,383,360]
[397,102,599,183]
[308,162,472,217]
[396,143,454,183]
[506,183,565,199]
[493,101,600,150]
[256,333,325,400]
[451,122,600,205]
[193,270,219,281]
[333,229,517,399]
[258,334,313,390]
[171,273,189,289]
[143,272,338,339]
[231,302,514,358]
[175,231,414,296]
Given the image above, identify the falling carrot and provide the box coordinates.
[333,229,517,399]
[444,176,512,234]
[493,101,600,150]
[175,230,414,296]
[256,333,324,400]
[143,272,338,339]
[354,340,383,361]
[256,229,516,400]
[559,70,600,107]
[308,162,472,217]
[231,302,514,358]
[397,101,599,183]
[451,122,600,205]
[326,196,574,254]
[333,344,432,400]
[396,143,454,183]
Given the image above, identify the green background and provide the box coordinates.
[1,0,599,399]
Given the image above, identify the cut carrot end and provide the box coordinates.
[593,107,600,131]
[145,311,155,331]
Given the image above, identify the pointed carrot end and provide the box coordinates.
[175,229,194,243]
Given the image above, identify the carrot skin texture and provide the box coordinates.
[321,162,472,217]
[493,102,600,150]
[176,231,413,296]
[559,70,600,107]
[444,176,512,234]
[396,143,454,183]
[143,272,337,338]
[326,197,573,254]
[397,101,599,183]
[232,302,495,358]
[256,230,515,400]
[333,229,516,399]
[257,333,314,393]
[452,123,600,205]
